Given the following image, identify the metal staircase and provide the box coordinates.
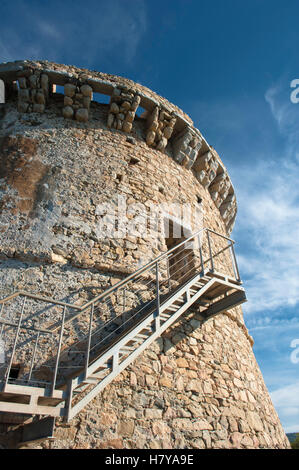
[0,228,246,442]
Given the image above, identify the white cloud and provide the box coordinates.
[270,382,299,433]
[0,0,147,65]
[190,65,299,439]
[232,83,299,316]
[37,21,63,41]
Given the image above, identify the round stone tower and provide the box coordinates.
[0,60,290,449]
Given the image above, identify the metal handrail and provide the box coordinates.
[0,226,241,396]
[0,227,239,339]
[0,228,235,312]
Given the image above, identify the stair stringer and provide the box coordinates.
[66,274,245,421]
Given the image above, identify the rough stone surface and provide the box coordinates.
[0,61,290,450]
[0,60,238,232]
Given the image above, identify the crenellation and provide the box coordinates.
[193,151,219,188]
[62,81,92,122]
[219,193,237,221]
[17,70,49,114]
[146,105,177,150]
[209,173,232,209]
[0,60,238,233]
[172,126,202,169]
[107,86,141,133]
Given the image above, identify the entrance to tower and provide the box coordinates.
[164,219,196,284]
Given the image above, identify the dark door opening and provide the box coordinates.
[164,219,196,284]
[8,364,21,381]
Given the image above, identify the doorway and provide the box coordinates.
[164,218,196,284]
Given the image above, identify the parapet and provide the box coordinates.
[0,60,237,233]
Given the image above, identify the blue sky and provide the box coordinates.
[1,0,298,433]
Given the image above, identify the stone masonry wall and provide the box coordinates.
[40,311,289,450]
[0,62,290,449]
[0,60,237,233]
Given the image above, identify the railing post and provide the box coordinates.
[155,261,160,331]
[84,304,94,379]
[64,379,74,422]
[113,350,120,374]
[28,331,40,383]
[206,230,214,272]
[123,287,126,313]
[198,233,204,274]
[51,305,67,396]
[4,296,27,389]
[167,256,171,292]
[230,242,241,282]
[0,303,4,336]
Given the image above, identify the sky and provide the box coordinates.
[0,0,298,434]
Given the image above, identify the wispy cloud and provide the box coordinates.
[197,81,299,433]
[271,381,299,433]
[231,82,299,318]
[0,0,147,66]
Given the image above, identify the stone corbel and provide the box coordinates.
[146,106,177,151]
[172,126,202,168]
[107,87,141,133]
[17,70,49,113]
[226,209,237,233]
[209,173,231,209]
[193,151,219,188]
[62,82,93,122]
[219,193,236,220]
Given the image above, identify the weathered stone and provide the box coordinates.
[117,420,135,436]
[35,91,45,105]
[18,88,30,102]
[33,103,45,113]
[64,83,76,97]
[75,108,89,122]
[0,60,289,452]
[163,126,174,139]
[145,409,163,419]
[63,106,74,119]
[247,411,264,432]
[156,137,168,151]
[110,102,119,114]
[107,113,114,128]
[83,96,91,109]
[122,101,131,110]
[131,96,141,112]
[40,74,49,93]
[64,96,73,106]
[186,379,202,393]
[29,74,38,88]
[149,120,159,132]
[80,84,93,97]
[146,130,156,146]
[125,110,135,123]
[17,101,29,113]
[122,121,132,133]
[18,77,27,89]
[159,376,173,388]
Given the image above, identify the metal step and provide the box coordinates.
[135,333,150,340]
[164,305,178,312]
[0,228,245,426]
[120,344,136,352]
[160,313,171,320]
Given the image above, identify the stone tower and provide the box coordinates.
[0,60,290,449]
